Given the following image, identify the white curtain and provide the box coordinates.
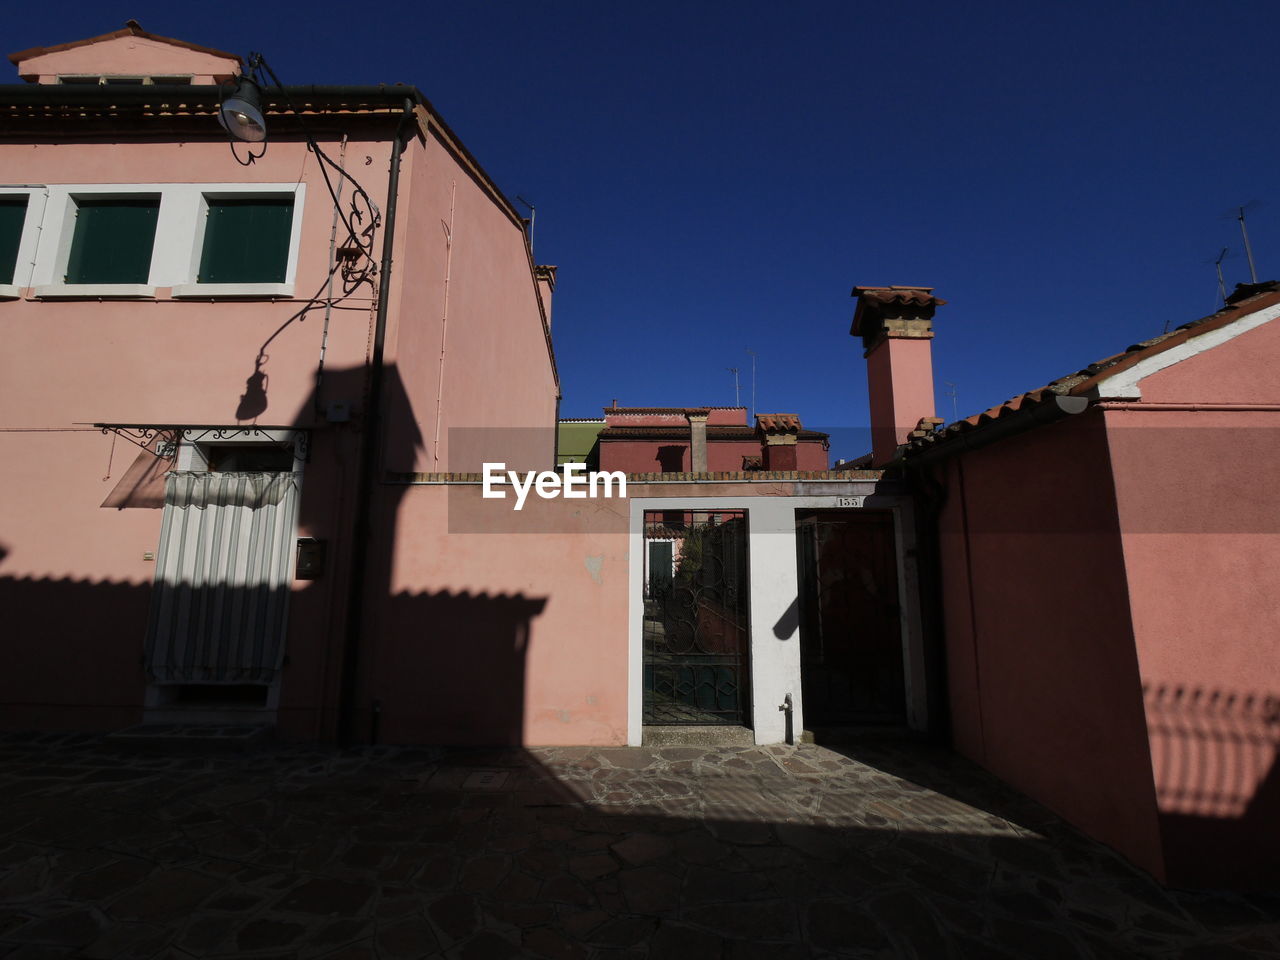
[145,471,300,684]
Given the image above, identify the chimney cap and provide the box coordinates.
[850,285,947,341]
[756,413,801,434]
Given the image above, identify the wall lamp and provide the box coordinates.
[218,72,266,143]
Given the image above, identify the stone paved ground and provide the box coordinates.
[1,733,1277,959]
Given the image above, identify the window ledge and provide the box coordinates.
[34,283,156,300]
[171,282,294,299]
[0,284,20,301]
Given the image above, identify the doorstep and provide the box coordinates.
[642,724,755,747]
[106,723,274,754]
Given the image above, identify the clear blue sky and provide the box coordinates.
[12,2,1279,460]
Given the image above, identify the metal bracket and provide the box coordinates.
[89,424,310,464]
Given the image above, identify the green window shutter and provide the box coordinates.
[65,198,159,284]
[199,198,294,284]
[0,197,28,285]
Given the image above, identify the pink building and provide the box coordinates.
[0,23,559,741]
[855,283,1280,889]
[595,406,830,473]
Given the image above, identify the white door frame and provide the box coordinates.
[627,492,926,745]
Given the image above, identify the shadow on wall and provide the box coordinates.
[0,572,546,746]
[1146,683,1280,887]
[372,590,547,746]
[5,358,550,744]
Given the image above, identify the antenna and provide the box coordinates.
[515,195,536,249]
[1237,205,1258,283]
[726,367,741,407]
[745,349,757,420]
[1213,247,1230,306]
[1222,202,1262,284]
[1196,248,1233,327]
[943,381,959,422]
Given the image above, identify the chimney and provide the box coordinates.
[686,409,710,472]
[851,285,946,467]
[535,265,557,329]
[756,414,800,470]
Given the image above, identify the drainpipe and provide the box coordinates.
[337,98,415,745]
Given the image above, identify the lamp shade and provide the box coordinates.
[218,75,267,143]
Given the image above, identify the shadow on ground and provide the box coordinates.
[0,733,1277,959]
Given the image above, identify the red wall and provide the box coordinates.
[1105,316,1280,887]
[600,438,828,472]
[934,411,1166,878]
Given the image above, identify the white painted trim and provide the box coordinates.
[626,493,924,746]
[1093,302,1280,399]
[170,282,295,299]
[33,283,156,299]
[0,187,46,290]
[0,284,19,300]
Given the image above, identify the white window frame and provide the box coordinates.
[171,188,305,299]
[0,186,46,300]
[27,182,306,300]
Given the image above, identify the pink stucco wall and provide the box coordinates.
[383,135,558,475]
[1104,315,1280,887]
[0,135,380,734]
[354,485,630,745]
[936,311,1280,888]
[867,336,935,465]
[935,411,1166,878]
[0,110,558,738]
[15,35,239,84]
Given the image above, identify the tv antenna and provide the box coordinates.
[515,195,536,249]
[943,381,959,422]
[1222,202,1262,284]
[1188,248,1234,329]
[1211,247,1231,307]
[745,349,757,419]
[726,367,741,407]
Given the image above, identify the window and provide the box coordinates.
[58,75,191,85]
[198,197,295,284]
[29,183,303,299]
[65,196,159,284]
[0,196,29,285]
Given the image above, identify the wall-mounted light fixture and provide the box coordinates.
[217,72,266,143]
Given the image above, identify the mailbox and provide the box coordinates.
[296,538,327,580]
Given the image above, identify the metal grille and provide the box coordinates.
[643,510,750,725]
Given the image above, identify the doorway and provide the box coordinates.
[144,436,302,712]
[796,510,905,727]
[642,509,751,726]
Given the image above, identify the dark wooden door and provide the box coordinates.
[797,510,904,725]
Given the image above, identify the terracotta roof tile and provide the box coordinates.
[850,285,948,309]
[903,281,1280,458]
[755,413,801,433]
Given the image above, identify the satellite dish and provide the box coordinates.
[218,75,267,143]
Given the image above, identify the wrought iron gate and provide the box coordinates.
[643,510,750,725]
